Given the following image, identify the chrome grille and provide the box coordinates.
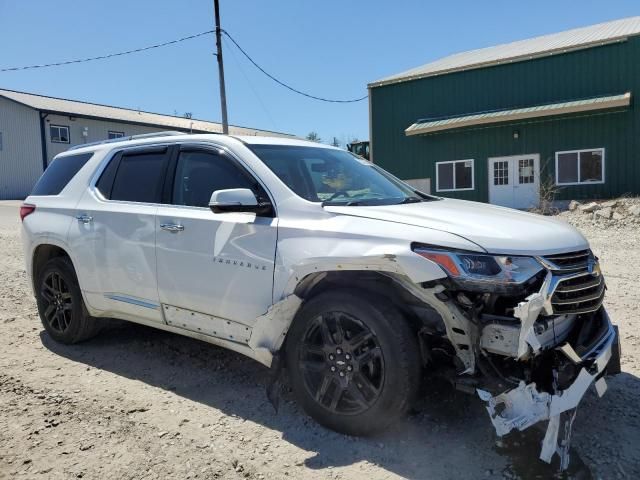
[543,249,591,272]
[550,272,605,315]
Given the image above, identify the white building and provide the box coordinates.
[0,88,294,199]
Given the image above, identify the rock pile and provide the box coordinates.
[559,197,640,228]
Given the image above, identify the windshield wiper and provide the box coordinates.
[398,196,423,204]
[322,200,363,206]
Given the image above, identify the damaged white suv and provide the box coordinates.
[22,133,620,467]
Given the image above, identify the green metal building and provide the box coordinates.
[368,17,640,209]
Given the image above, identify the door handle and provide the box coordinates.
[76,214,93,224]
[160,223,185,233]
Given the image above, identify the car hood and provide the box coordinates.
[324,198,588,255]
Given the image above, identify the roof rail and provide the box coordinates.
[68,131,187,150]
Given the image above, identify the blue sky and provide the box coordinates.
[0,1,638,143]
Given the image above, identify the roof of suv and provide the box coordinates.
[61,133,338,157]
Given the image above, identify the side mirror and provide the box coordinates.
[209,188,272,215]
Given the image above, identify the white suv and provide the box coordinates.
[21,132,619,466]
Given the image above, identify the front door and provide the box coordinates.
[488,154,540,209]
[155,145,277,340]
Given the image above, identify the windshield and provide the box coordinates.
[249,145,430,206]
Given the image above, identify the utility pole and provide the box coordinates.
[214,0,229,134]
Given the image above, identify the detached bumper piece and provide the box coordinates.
[477,308,616,469]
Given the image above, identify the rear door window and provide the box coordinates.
[31,152,94,196]
[98,148,169,203]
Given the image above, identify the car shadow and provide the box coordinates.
[40,321,637,479]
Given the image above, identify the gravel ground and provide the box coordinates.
[0,201,639,479]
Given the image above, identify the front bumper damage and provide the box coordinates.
[395,250,618,471]
[477,309,616,468]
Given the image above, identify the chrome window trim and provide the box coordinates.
[87,140,277,215]
[88,142,175,208]
[170,141,278,216]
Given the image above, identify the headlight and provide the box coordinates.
[413,247,544,289]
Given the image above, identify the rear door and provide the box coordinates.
[68,145,172,323]
[155,144,277,340]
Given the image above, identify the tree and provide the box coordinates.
[183,112,193,119]
[330,137,341,148]
[306,131,322,143]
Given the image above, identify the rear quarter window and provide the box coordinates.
[31,152,94,196]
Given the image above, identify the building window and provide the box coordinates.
[436,159,474,192]
[108,131,125,140]
[519,158,535,184]
[50,125,70,143]
[555,148,604,185]
[493,160,508,185]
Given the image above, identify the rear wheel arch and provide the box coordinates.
[32,244,74,293]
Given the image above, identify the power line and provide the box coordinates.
[222,30,368,103]
[0,30,214,72]
[0,27,368,104]
[223,36,279,131]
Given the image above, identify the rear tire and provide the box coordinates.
[36,257,101,344]
[285,289,420,436]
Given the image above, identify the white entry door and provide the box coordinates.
[488,154,540,209]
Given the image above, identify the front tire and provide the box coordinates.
[285,289,420,436]
[36,257,101,344]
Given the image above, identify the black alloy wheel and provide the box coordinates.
[40,271,73,334]
[36,257,101,344]
[298,311,385,415]
[286,289,421,436]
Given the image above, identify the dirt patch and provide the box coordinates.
[0,203,639,479]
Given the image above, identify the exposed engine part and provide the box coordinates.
[480,314,576,357]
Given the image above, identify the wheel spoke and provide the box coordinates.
[61,310,71,329]
[315,375,333,403]
[333,315,345,344]
[348,331,373,351]
[300,343,326,358]
[346,380,369,408]
[61,292,72,300]
[353,372,381,398]
[44,304,56,321]
[51,274,60,293]
[300,360,325,373]
[50,312,61,331]
[328,384,345,411]
[356,346,382,366]
[317,317,335,346]
[41,285,56,301]
[56,311,67,331]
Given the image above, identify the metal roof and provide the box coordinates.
[405,92,631,136]
[0,88,295,138]
[371,16,640,87]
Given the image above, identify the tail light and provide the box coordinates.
[20,203,36,221]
